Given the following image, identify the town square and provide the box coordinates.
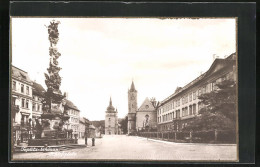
[10,18,237,161]
[13,135,237,161]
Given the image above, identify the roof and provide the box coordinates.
[106,97,116,112]
[32,82,46,96]
[138,97,155,112]
[89,124,95,129]
[160,53,236,105]
[129,81,137,92]
[12,66,32,84]
[65,99,80,111]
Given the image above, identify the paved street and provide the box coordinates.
[13,135,237,161]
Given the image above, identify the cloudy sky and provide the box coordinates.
[11,18,236,121]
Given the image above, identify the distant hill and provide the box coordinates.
[90,120,105,128]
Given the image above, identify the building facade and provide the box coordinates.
[136,98,157,131]
[31,82,45,127]
[65,98,80,139]
[79,117,89,138]
[11,66,33,144]
[105,97,119,135]
[127,81,158,134]
[157,53,237,131]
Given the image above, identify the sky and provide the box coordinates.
[11,18,236,121]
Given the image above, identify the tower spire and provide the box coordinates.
[110,96,112,106]
[130,80,136,92]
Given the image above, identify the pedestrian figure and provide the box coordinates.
[92,138,95,146]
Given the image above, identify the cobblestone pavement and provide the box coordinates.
[12,135,237,161]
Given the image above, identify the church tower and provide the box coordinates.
[128,81,137,134]
[105,97,118,135]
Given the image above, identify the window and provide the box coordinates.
[176,110,180,118]
[212,81,217,91]
[193,104,196,114]
[21,84,24,93]
[193,91,196,100]
[26,86,29,95]
[189,106,192,115]
[13,81,16,90]
[26,100,29,108]
[198,89,201,96]
[12,97,16,105]
[37,104,40,111]
[32,103,36,111]
[198,102,202,112]
[189,93,192,102]
[21,99,25,107]
[202,86,206,94]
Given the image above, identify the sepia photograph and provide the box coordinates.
[10,17,238,162]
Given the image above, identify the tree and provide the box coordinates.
[119,116,128,134]
[183,79,237,131]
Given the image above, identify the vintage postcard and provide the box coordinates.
[10,17,238,162]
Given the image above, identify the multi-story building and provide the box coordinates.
[31,82,45,127]
[11,66,33,144]
[79,117,90,138]
[105,97,119,135]
[64,97,80,139]
[157,53,236,131]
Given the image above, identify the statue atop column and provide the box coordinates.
[37,20,70,140]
